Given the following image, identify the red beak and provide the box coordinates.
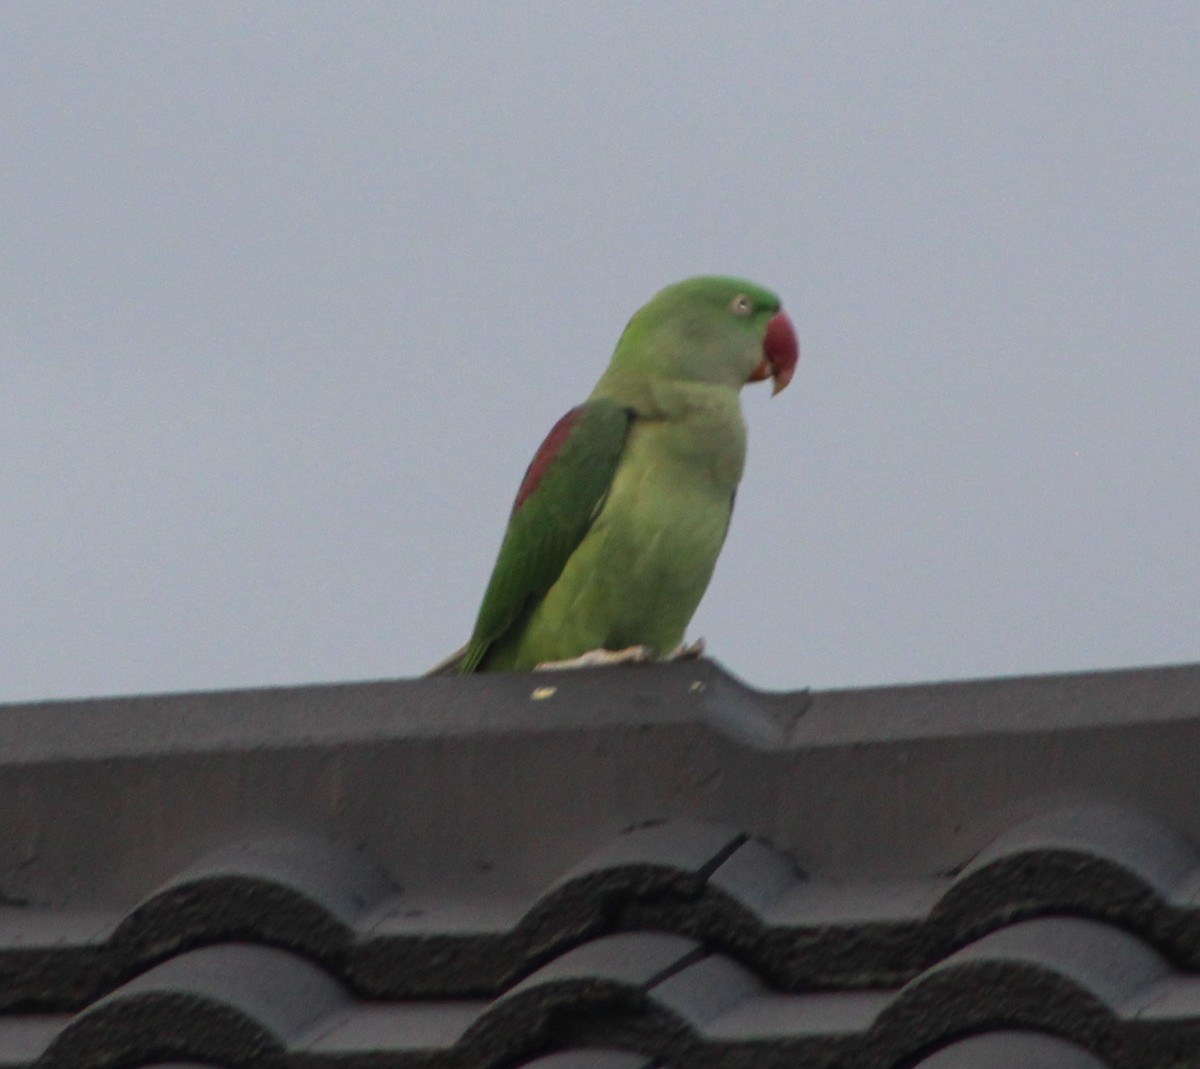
[749,311,799,395]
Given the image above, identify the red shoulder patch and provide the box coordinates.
[512,406,586,513]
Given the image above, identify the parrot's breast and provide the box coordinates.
[514,382,747,662]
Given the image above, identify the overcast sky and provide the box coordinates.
[2,3,1197,703]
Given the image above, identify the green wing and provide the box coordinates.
[460,398,633,672]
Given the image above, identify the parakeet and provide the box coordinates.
[433,275,798,674]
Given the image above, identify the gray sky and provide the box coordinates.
[2,3,1197,703]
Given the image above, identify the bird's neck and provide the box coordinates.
[591,368,740,421]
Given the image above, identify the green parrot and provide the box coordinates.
[433,275,798,674]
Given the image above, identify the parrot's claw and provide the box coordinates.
[536,645,654,670]
[667,637,706,660]
[534,640,704,671]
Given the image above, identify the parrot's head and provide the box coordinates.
[604,276,799,398]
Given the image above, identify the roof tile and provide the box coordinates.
[3,660,1200,1066]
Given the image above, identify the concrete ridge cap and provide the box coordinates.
[0,659,1196,766]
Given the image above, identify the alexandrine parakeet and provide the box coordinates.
[435,275,798,674]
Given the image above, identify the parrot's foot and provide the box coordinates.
[536,645,654,670]
[667,637,706,660]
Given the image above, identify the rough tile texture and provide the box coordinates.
[2,658,1200,1067]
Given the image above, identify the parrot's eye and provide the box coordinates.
[730,294,754,316]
